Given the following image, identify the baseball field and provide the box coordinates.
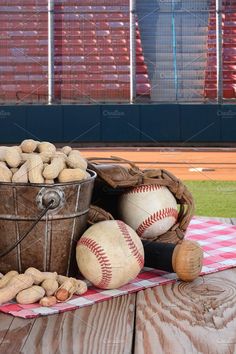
[83,147,236,218]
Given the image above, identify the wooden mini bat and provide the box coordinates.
[142,239,203,282]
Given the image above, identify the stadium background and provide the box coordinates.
[0,0,235,144]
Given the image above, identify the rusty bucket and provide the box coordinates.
[0,170,96,276]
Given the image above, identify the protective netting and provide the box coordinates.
[0,0,48,104]
[0,1,235,104]
[137,0,211,102]
[205,0,236,100]
[55,0,131,103]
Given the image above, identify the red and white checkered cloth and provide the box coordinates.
[0,217,236,319]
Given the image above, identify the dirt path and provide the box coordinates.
[81,148,236,181]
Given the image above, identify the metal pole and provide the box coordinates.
[48,0,54,105]
[130,0,136,103]
[216,0,223,103]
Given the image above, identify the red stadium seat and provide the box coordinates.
[205,1,236,100]
[0,0,150,102]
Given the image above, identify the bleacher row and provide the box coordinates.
[0,1,150,103]
[204,1,236,99]
[1,0,236,103]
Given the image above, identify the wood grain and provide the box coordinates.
[197,216,234,225]
[230,218,236,225]
[0,314,14,344]
[134,269,236,354]
[0,294,135,354]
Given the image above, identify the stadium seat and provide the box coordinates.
[205,0,236,100]
[0,0,150,103]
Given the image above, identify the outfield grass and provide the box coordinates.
[184,181,236,218]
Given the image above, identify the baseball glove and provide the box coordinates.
[87,156,194,243]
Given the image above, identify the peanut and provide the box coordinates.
[67,150,87,170]
[0,163,12,182]
[55,278,78,302]
[57,275,87,296]
[55,288,69,302]
[43,156,66,180]
[5,147,22,168]
[16,285,45,305]
[39,296,57,307]
[58,168,88,183]
[0,147,7,161]
[0,271,19,289]
[55,277,87,301]
[27,154,44,183]
[0,274,34,305]
[61,146,72,156]
[25,267,57,285]
[45,179,54,184]
[41,278,59,296]
[39,151,54,163]
[76,280,88,295]
[12,146,22,154]
[20,139,39,153]
[38,142,56,155]
[12,162,28,183]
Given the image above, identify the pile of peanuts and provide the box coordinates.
[0,139,90,184]
[0,268,88,307]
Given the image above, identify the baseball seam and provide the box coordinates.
[136,207,178,237]
[79,237,112,289]
[126,184,164,194]
[117,220,144,268]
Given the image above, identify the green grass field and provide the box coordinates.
[184,181,236,218]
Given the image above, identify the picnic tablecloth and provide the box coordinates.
[0,217,236,319]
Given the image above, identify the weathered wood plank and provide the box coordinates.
[201,216,236,225]
[211,217,233,225]
[134,269,236,354]
[0,294,135,354]
[230,218,236,225]
[0,314,14,345]
[197,216,233,224]
[0,316,36,354]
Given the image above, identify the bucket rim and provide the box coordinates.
[0,169,97,187]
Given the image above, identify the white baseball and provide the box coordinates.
[118,184,178,239]
[76,220,144,289]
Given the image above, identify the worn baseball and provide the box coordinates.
[118,184,178,239]
[76,220,144,289]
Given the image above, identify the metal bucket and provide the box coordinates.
[0,170,96,276]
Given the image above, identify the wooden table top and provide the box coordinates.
[0,217,235,354]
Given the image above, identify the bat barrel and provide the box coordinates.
[142,239,203,282]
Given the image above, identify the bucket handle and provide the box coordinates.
[0,199,54,258]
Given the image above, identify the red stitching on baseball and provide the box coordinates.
[126,184,164,194]
[136,208,178,237]
[117,221,144,268]
[79,237,112,289]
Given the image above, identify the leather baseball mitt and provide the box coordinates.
[87,157,194,243]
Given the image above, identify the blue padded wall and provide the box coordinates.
[0,106,27,143]
[101,105,140,142]
[27,106,63,142]
[180,105,221,142]
[219,105,236,141]
[140,105,181,142]
[63,105,101,142]
[0,104,235,144]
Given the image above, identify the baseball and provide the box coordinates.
[118,184,178,239]
[76,220,144,289]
